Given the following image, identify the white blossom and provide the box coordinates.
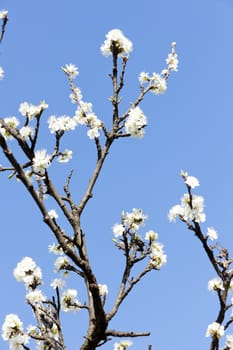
[113,340,133,350]
[58,149,73,163]
[13,257,42,289]
[169,193,205,224]
[206,227,218,241]
[225,334,233,349]
[0,10,8,19]
[185,175,200,189]
[168,204,184,222]
[62,64,79,79]
[54,256,70,272]
[151,73,167,94]
[208,278,224,292]
[206,322,224,339]
[26,290,46,305]
[0,116,19,140]
[125,208,147,230]
[150,242,167,269]
[48,209,58,220]
[9,333,29,350]
[19,101,47,119]
[32,149,51,174]
[50,278,65,289]
[138,72,150,84]
[61,289,80,312]
[98,284,108,297]
[48,243,64,255]
[19,126,34,139]
[112,223,125,237]
[2,314,23,340]
[125,106,147,138]
[48,115,76,134]
[101,29,133,57]
[145,230,158,242]
[166,42,179,72]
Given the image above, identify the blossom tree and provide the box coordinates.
[0,9,233,350]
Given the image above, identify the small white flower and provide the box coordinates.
[125,107,147,138]
[50,278,65,289]
[61,289,80,312]
[48,209,58,220]
[58,149,73,163]
[62,64,79,79]
[225,334,233,349]
[208,278,224,292]
[185,176,200,189]
[2,314,23,340]
[101,29,133,57]
[206,227,218,241]
[138,72,150,84]
[26,290,46,305]
[32,149,51,174]
[9,333,29,349]
[206,322,224,339]
[98,284,108,297]
[145,230,158,242]
[151,73,167,94]
[112,223,125,237]
[48,243,64,255]
[113,340,133,350]
[19,126,34,139]
[0,10,8,19]
[54,256,70,272]
[150,242,167,269]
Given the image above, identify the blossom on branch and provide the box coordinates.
[150,242,167,269]
[206,227,218,241]
[19,101,48,119]
[125,107,147,138]
[206,322,224,339]
[2,314,29,350]
[225,334,233,349]
[0,116,19,140]
[166,42,179,72]
[168,193,206,223]
[62,64,79,79]
[185,175,200,189]
[13,257,42,290]
[32,149,51,175]
[61,289,80,312]
[48,115,76,134]
[208,277,224,292]
[0,10,8,19]
[58,149,72,163]
[101,29,133,57]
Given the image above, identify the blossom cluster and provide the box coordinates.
[124,106,147,138]
[113,208,167,269]
[168,172,206,224]
[138,42,178,96]
[0,101,47,142]
[206,321,224,339]
[100,29,133,57]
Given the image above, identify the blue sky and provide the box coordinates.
[0,0,233,349]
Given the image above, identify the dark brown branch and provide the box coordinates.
[0,11,8,44]
[105,329,150,338]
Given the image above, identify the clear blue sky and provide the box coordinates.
[0,0,233,349]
